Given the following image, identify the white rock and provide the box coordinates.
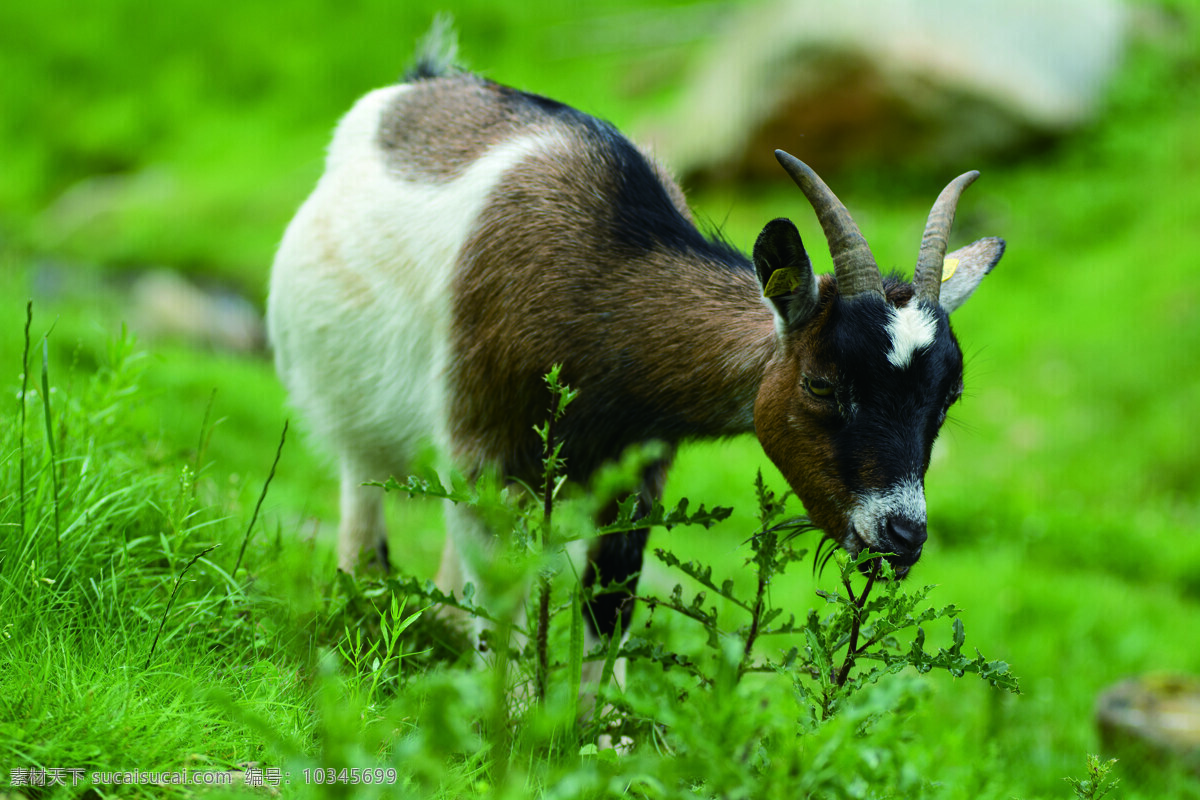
[638,0,1129,180]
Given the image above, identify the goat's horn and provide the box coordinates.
[774,150,883,300]
[913,171,979,305]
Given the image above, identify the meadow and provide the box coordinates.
[2,1,1199,797]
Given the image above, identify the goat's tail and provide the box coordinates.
[403,14,461,82]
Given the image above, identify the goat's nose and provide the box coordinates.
[885,518,927,560]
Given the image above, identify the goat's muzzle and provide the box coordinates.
[846,517,927,579]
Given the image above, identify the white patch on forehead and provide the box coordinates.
[885,304,937,369]
[850,479,926,549]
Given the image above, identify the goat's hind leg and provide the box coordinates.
[437,500,521,657]
[337,456,390,572]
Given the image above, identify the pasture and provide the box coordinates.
[2,1,1198,797]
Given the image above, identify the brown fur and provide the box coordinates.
[449,134,776,485]
[754,276,857,537]
[378,74,549,182]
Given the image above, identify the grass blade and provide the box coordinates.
[144,543,220,670]
[40,336,61,571]
[17,301,31,545]
[229,419,288,585]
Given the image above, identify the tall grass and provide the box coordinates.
[0,324,1090,799]
[1,316,309,796]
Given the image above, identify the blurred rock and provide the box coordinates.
[637,0,1130,181]
[1096,673,1200,776]
[131,269,265,353]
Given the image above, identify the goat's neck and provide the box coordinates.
[617,255,777,438]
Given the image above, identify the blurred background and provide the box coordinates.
[2,0,1198,792]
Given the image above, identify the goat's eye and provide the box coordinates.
[805,376,835,399]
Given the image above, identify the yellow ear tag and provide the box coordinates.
[764,267,802,298]
[941,257,960,283]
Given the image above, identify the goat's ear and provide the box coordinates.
[754,218,819,330]
[938,237,1005,313]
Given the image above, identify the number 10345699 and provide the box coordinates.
[301,768,397,784]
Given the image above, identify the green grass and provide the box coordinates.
[3,0,1200,797]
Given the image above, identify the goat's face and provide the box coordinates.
[756,285,965,576]
[752,152,1004,576]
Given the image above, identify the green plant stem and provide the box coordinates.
[18,301,31,545]
[739,534,772,681]
[536,575,551,704]
[535,405,556,705]
[834,561,878,688]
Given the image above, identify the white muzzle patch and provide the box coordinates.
[849,479,927,549]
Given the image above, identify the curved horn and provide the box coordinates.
[913,171,979,305]
[774,150,883,300]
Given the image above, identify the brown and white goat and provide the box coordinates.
[267,55,1004,643]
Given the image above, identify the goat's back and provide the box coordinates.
[268,73,760,483]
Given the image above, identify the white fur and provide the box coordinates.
[885,303,937,369]
[267,85,555,569]
[849,479,926,549]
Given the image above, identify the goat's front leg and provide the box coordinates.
[579,452,675,706]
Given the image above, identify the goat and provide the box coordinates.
[266,45,1005,649]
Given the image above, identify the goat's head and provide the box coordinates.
[753,151,1004,577]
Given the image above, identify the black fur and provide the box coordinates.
[494,82,749,268]
[753,218,819,328]
[823,288,963,564]
[403,58,450,82]
[582,528,651,638]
